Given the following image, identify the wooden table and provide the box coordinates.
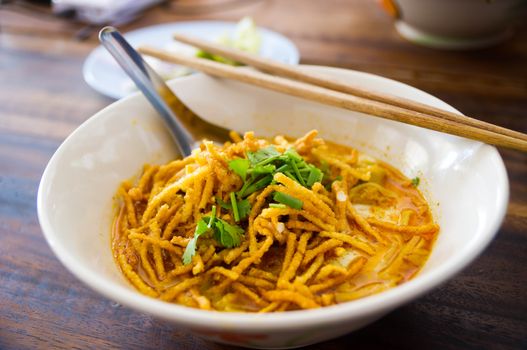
[1,1,526,348]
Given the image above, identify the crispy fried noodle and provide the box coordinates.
[112,130,439,312]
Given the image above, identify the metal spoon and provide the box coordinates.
[99,26,230,157]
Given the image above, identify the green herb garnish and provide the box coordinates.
[237,198,251,220]
[216,196,251,220]
[239,174,273,198]
[290,158,306,187]
[411,177,420,187]
[250,164,276,176]
[228,146,325,202]
[216,197,232,210]
[212,219,244,249]
[269,203,287,209]
[182,205,244,265]
[306,167,323,187]
[228,158,250,182]
[273,191,303,210]
[183,206,217,265]
[284,147,303,162]
[247,146,281,165]
[207,205,217,229]
[230,192,240,222]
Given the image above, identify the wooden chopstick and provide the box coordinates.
[173,34,527,144]
[138,45,527,152]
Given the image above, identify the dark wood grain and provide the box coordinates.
[1,0,526,349]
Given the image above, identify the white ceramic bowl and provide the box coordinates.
[38,66,508,348]
[385,0,526,49]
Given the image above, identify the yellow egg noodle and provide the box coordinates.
[112,130,439,312]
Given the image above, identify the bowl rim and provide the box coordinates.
[37,65,509,331]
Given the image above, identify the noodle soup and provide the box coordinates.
[111,130,439,312]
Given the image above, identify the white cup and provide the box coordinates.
[381,0,526,49]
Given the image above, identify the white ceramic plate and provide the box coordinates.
[83,21,300,99]
[38,66,508,348]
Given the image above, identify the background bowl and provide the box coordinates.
[381,0,526,49]
[38,66,508,348]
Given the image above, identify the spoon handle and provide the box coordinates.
[99,26,194,157]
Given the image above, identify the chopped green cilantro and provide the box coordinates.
[250,164,276,176]
[228,158,250,181]
[216,197,232,210]
[183,206,217,265]
[290,158,306,187]
[247,146,281,166]
[239,174,273,198]
[230,192,240,222]
[213,219,244,248]
[229,146,325,203]
[411,177,420,187]
[207,205,217,229]
[225,145,339,222]
[269,203,287,209]
[273,192,303,210]
[306,167,323,187]
[182,205,244,265]
[237,198,251,220]
[284,147,302,162]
